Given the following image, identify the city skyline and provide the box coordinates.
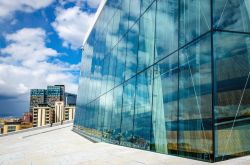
[0,0,101,117]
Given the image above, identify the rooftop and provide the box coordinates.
[0,123,249,165]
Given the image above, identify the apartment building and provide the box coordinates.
[33,105,54,127]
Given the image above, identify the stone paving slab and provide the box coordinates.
[0,123,249,165]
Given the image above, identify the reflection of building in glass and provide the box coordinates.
[74,0,250,162]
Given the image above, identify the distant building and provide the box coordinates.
[65,104,75,121]
[30,85,76,127]
[30,89,47,113]
[47,85,65,107]
[0,125,3,134]
[3,119,22,134]
[30,85,68,113]
[65,93,77,106]
[32,104,54,127]
[32,102,75,127]
[54,101,64,123]
[22,112,32,123]
[20,122,33,130]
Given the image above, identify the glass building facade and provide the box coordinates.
[74,0,250,162]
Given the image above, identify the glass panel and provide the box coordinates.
[98,95,105,138]
[120,77,136,147]
[214,32,250,161]
[102,91,113,142]
[179,33,213,161]
[155,0,178,61]
[180,0,211,46]
[152,53,178,155]
[128,0,141,28]
[115,39,126,85]
[125,23,139,80]
[141,0,155,14]
[214,0,250,32]
[93,99,102,138]
[107,49,116,91]
[112,9,121,43]
[110,86,123,144]
[137,1,156,72]
[119,0,130,37]
[133,67,153,150]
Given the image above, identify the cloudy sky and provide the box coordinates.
[0,0,101,117]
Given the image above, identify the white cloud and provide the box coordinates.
[86,0,101,8]
[58,0,101,8]
[2,28,57,65]
[0,0,54,19]
[0,28,79,98]
[52,6,95,50]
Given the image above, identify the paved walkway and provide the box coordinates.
[0,123,249,165]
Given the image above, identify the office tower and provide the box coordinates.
[30,89,46,113]
[65,92,77,106]
[73,0,250,162]
[47,85,65,107]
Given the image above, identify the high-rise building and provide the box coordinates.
[32,104,54,127]
[30,85,67,111]
[73,0,250,162]
[47,85,65,107]
[65,93,77,106]
[30,89,47,113]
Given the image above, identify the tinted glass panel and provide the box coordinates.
[120,77,136,147]
[179,34,213,161]
[125,24,139,80]
[152,53,178,155]
[133,68,153,150]
[214,32,250,161]
[155,0,178,61]
[214,0,250,32]
[180,0,211,46]
[137,1,156,72]
[110,86,123,144]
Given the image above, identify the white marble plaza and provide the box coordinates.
[0,123,249,165]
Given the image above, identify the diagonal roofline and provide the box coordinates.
[82,0,107,48]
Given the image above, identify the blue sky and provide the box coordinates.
[0,0,101,117]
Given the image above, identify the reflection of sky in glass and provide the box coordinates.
[75,0,250,162]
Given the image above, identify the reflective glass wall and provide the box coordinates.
[74,0,250,162]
